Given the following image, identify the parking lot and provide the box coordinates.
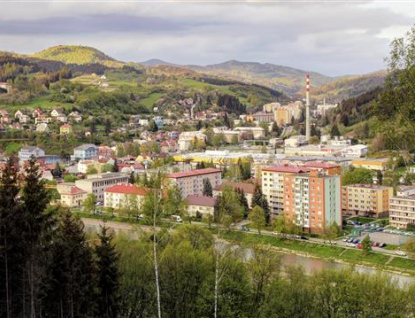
[357,231,410,246]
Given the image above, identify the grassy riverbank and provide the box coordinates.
[219,231,415,274]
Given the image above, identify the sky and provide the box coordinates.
[1,0,414,76]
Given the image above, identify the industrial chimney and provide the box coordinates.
[305,74,310,141]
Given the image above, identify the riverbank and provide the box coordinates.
[77,212,415,276]
[219,230,415,277]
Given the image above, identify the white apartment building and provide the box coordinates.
[165,168,222,198]
[389,195,415,229]
[104,184,148,210]
[75,172,129,202]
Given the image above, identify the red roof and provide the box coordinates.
[214,181,256,194]
[262,165,309,174]
[105,184,148,195]
[186,195,216,207]
[166,168,221,179]
[60,186,87,195]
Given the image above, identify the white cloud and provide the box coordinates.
[0,1,413,76]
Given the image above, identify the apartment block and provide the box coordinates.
[56,183,87,208]
[342,184,393,217]
[389,195,415,229]
[165,168,222,198]
[104,184,148,210]
[75,172,129,202]
[283,171,341,233]
[262,165,311,216]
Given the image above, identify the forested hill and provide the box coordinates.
[32,45,124,67]
[311,71,386,102]
[185,60,333,95]
[329,87,381,127]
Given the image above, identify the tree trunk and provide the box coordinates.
[214,252,219,318]
[153,192,162,318]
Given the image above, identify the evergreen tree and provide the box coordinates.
[330,124,341,137]
[0,157,24,318]
[236,188,249,219]
[96,225,120,318]
[202,178,213,197]
[52,163,62,178]
[129,171,136,184]
[20,156,52,317]
[44,210,97,318]
[252,183,263,208]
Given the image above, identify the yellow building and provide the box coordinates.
[342,184,393,217]
[351,158,388,171]
[57,183,88,207]
[60,123,73,135]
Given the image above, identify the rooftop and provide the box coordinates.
[105,184,148,195]
[262,165,310,174]
[214,181,256,194]
[75,144,98,151]
[186,195,216,207]
[166,168,221,179]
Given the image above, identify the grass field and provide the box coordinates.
[139,92,163,109]
[2,95,74,111]
[349,217,375,224]
[220,231,415,272]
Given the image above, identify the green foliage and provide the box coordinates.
[95,226,120,318]
[202,178,213,197]
[342,167,373,185]
[83,193,97,213]
[249,206,266,235]
[361,234,372,254]
[63,174,77,182]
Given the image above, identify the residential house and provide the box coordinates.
[32,108,43,118]
[36,123,50,133]
[18,146,45,162]
[186,195,216,217]
[69,111,82,123]
[60,123,73,135]
[72,144,99,161]
[51,108,67,123]
[57,183,88,207]
[98,146,115,158]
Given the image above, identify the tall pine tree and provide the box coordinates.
[202,178,213,197]
[96,225,120,318]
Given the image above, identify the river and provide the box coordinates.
[280,253,415,288]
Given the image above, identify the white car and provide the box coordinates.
[396,250,407,256]
[346,243,356,248]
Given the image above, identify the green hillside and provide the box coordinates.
[186,60,334,95]
[311,71,386,101]
[32,45,123,67]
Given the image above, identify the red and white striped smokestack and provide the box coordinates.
[305,74,310,141]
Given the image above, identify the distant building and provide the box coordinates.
[104,184,148,209]
[60,123,73,135]
[186,195,216,217]
[252,112,274,123]
[75,172,129,202]
[72,144,99,161]
[165,168,222,198]
[351,158,389,171]
[178,131,206,151]
[57,183,88,208]
[284,135,308,148]
[389,195,415,229]
[36,123,50,133]
[342,184,393,217]
[340,145,368,157]
[233,127,265,139]
[18,146,45,162]
[213,181,256,208]
[397,185,415,197]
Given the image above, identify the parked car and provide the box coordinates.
[241,225,250,231]
[378,243,386,248]
[352,238,360,244]
[346,243,355,248]
[137,214,145,219]
[300,236,309,240]
[171,215,183,223]
[357,244,363,249]
[343,238,349,242]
